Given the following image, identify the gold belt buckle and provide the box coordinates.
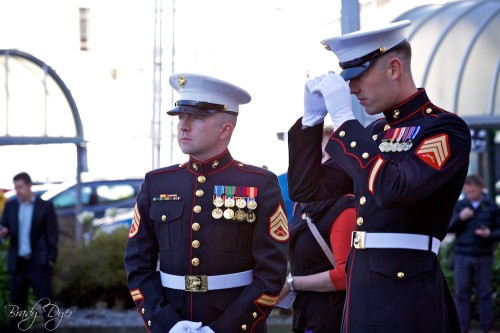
[352,231,366,249]
[185,275,208,292]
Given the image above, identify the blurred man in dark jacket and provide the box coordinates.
[449,174,500,333]
[0,172,59,332]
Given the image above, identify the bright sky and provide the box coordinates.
[0,0,445,189]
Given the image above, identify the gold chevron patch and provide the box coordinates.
[128,204,141,238]
[416,134,450,170]
[269,203,289,242]
[256,293,279,307]
[130,288,143,302]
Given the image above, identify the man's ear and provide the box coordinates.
[388,57,403,79]
[220,122,234,140]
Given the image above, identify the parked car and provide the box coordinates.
[93,209,134,235]
[4,182,59,199]
[40,177,143,239]
[41,177,143,218]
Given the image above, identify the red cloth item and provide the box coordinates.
[328,207,356,290]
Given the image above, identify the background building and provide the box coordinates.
[1,0,498,204]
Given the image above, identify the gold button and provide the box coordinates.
[252,312,257,318]
[426,107,432,114]
[179,163,184,167]
[196,189,204,197]
[339,131,346,137]
[241,324,247,331]
[192,258,200,266]
[392,109,400,118]
[161,215,167,221]
[356,217,364,226]
[350,141,357,148]
[193,205,201,213]
[192,240,200,248]
[212,160,219,168]
[192,223,200,231]
[397,272,405,279]
[141,308,145,314]
[360,196,366,205]
[384,125,391,131]
[372,134,378,140]
[238,162,244,167]
[148,320,152,326]
[197,175,206,183]
[362,152,369,159]
[192,163,198,171]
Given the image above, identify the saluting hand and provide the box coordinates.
[302,76,328,127]
[310,73,355,130]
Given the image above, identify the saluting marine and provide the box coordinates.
[125,73,289,333]
[288,20,470,333]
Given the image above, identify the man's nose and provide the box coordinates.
[178,117,190,130]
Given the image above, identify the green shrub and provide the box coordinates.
[54,227,134,309]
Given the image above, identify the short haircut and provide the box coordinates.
[393,41,412,60]
[464,174,485,188]
[13,172,32,185]
[378,41,412,68]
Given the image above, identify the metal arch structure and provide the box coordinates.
[393,0,500,127]
[451,6,500,116]
[0,48,87,243]
[0,49,85,144]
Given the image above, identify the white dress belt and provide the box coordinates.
[351,232,441,255]
[160,269,253,291]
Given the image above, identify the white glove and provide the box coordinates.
[310,73,355,130]
[302,76,328,127]
[199,326,215,333]
[169,321,202,333]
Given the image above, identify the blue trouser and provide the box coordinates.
[453,254,494,331]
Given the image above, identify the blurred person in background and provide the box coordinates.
[278,125,355,333]
[448,174,500,333]
[0,171,59,332]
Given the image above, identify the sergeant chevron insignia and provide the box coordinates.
[255,293,279,307]
[269,203,289,242]
[130,288,144,301]
[128,204,141,238]
[416,134,450,170]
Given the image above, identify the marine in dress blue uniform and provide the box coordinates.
[287,20,470,333]
[124,73,289,333]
